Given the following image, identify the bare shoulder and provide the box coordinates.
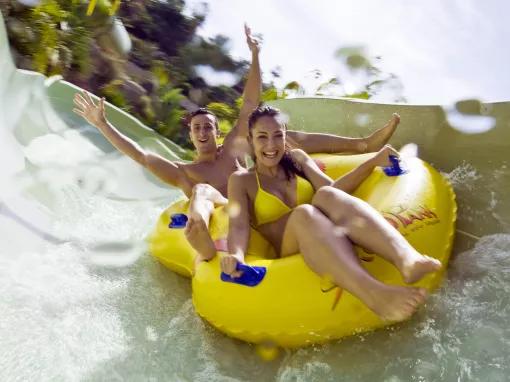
[179,160,198,172]
[168,160,197,178]
[229,168,251,184]
[289,148,311,164]
[231,168,259,191]
[145,152,185,168]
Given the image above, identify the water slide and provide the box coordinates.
[0,11,189,254]
[269,97,510,251]
[2,9,510,381]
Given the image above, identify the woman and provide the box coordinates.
[221,106,442,322]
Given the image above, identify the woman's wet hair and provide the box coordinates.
[248,105,282,130]
[248,105,305,180]
[184,108,219,131]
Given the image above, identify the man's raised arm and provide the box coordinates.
[73,91,193,195]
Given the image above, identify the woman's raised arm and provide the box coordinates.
[223,24,261,150]
[292,145,400,195]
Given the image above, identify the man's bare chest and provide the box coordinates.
[184,156,240,191]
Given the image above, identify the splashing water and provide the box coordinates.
[2,152,510,381]
[443,162,481,192]
[2,14,509,379]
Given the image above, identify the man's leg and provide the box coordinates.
[188,183,227,225]
[287,113,400,154]
[184,184,227,268]
[364,113,401,152]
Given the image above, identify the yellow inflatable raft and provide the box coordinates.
[149,153,456,348]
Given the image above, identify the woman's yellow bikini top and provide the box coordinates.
[253,170,314,226]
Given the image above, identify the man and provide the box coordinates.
[73,25,400,268]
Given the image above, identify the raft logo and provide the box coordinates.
[321,285,344,311]
[322,205,439,311]
[382,205,440,234]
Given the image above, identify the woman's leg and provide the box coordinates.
[281,204,426,322]
[312,186,441,283]
[185,184,227,261]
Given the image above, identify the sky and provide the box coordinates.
[185,0,510,105]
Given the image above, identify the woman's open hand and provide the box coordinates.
[244,23,260,55]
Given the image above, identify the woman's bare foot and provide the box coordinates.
[184,217,216,260]
[364,113,400,152]
[400,253,442,284]
[366,284,427,322]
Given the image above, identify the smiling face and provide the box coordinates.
[250,115,286,168]
[189,113,219,153]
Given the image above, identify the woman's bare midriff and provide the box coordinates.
[255,213,293,257]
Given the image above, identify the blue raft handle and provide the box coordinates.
[169,213,188,229]
[221,262,266,287]
[383,155,408,176]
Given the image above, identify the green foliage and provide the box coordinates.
[156,87,187,143]
[261,87,278,101]
[283,80,305,97]
[102,80,127,108]
[218,119,233,136]
[3,0,289,148]
[261,87,287,102]
[140,95,156,123]
[314,77,341,96]
[335,46,366,60]
[151,63,170,86]
[32,23,58,74]
[30,1,66,73]
[206,102,236,123]
[161,88,184,105]
[121,0,200,58]
[206,101,236,136]
[94,0,114,15]
[284,81,302,91]
[32,1,68,19]
[330,45,405,101]
[234,96,243,111]
[68,25,93,74]
[344,91,370,100]
[4,0,94,76]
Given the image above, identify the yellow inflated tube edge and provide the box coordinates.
[149,154,457,348]
[148,200,277,277]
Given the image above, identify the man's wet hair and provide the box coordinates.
[185,108,219,130]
